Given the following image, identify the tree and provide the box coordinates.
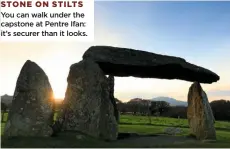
[162,106,187,119]
[157,101,170,115]
[150,101,170,116]
[210,99,230,121]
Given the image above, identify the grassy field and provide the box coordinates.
[1,113,230,148]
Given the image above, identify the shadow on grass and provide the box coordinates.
[0,132,189,148]
[117,132,161,140]
[3,132,227,148]
[1,131,111,148]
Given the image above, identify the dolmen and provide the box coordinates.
[4,46,219,142]
[55,46,219,141]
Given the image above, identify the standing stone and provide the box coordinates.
[57,60,118,140]
[108,75,119,122]
[187,82,216,140]
[4,60,55,137]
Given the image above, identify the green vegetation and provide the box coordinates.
[120,115,230,130]
[1,113,230,148]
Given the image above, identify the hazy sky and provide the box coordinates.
[0,1,230,102]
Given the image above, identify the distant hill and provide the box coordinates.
[1,94,13,105]
[127,97,187,106]
[151,96,187,106]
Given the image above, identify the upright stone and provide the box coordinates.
[58,60,118,140]
[187,82,216,140]
[108,75,119,122]
[4,60,55,137]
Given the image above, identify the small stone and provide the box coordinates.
[107,75,119,122]
[202,139,217,143]
[164,127,183,135]
[25,118,30,123]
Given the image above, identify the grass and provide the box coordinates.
[119,115,230,131]
[1,113,230,148]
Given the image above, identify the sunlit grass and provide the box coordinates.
[119,115,230,130]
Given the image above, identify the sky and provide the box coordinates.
[0,1,230,102]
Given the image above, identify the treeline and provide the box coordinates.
[117,100,186,118]
[116,99,230,121]
[1,99,230,122]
